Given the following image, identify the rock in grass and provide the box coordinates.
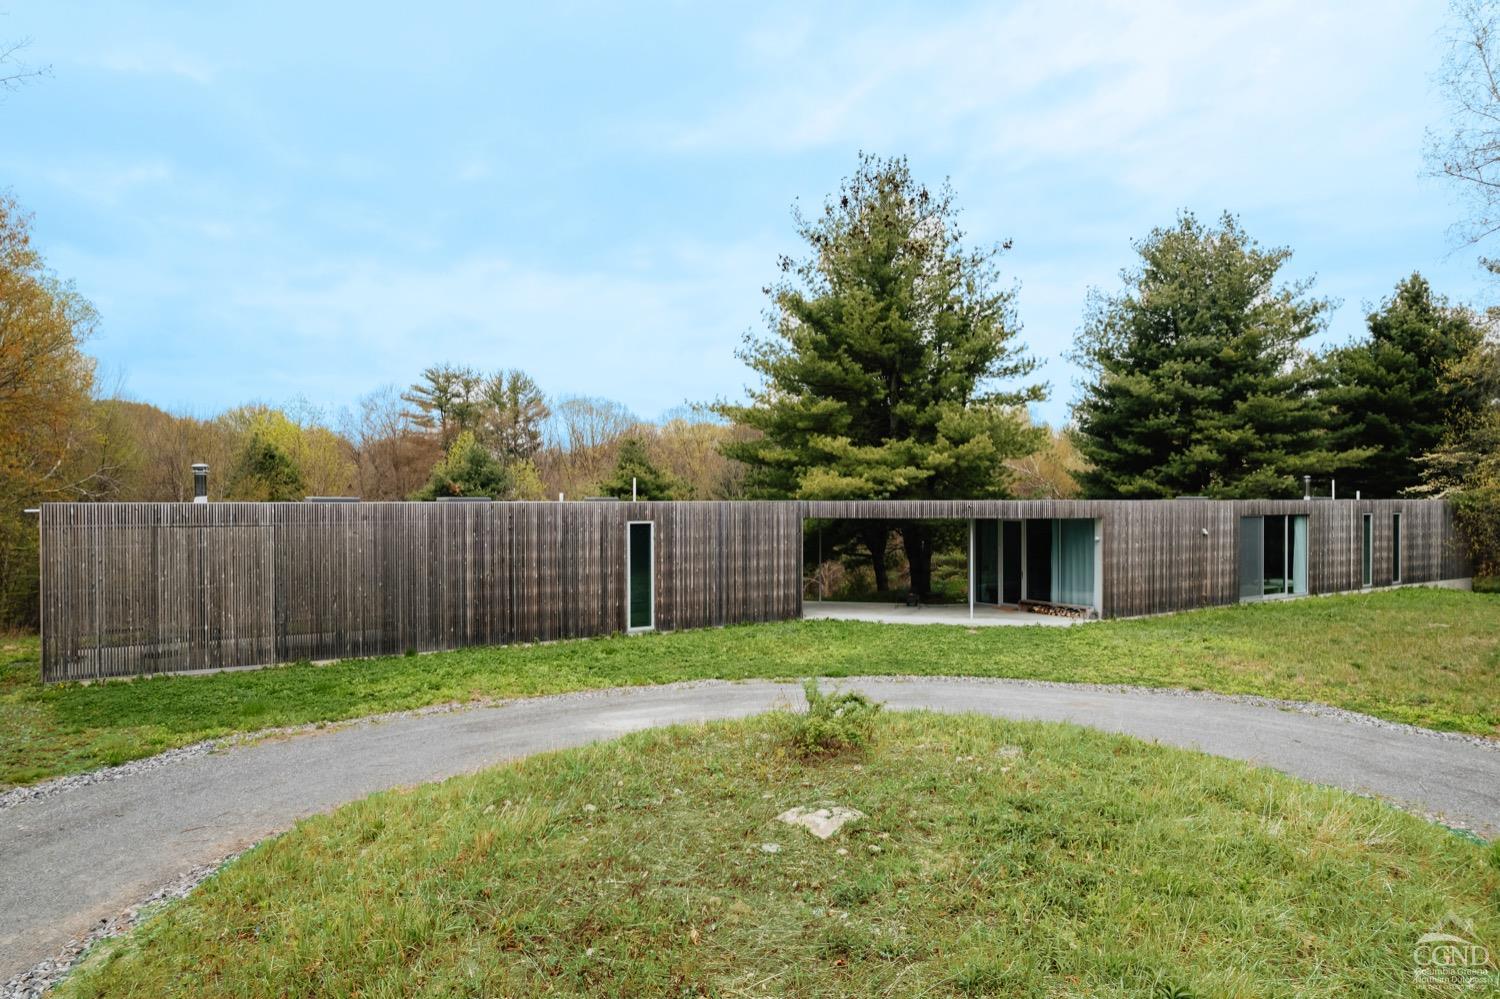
[775,805,865,840]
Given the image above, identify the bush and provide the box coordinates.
[781,679,881,757]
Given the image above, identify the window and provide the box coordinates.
[1239,515,1308,600]
[1392,513,1402,584]
[1361,514,1373,588]
[1050,518,1096,608]
[627,521,654,630]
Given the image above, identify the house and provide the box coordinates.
[37,498,1470,682]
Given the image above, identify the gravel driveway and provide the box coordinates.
[4,676,1498,988]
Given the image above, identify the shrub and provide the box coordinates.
[781,679,881,757]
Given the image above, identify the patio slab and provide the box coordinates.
[801,600,1084,627]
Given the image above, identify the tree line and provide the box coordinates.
[5,1,1500,626]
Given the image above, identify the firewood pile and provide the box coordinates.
[1021,602,1091,619]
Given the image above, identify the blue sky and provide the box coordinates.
[1,0,1490,427]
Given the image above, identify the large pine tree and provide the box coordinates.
[1071,212,1362,499]
[716,154,1045,595]
[1322,274,1484,497]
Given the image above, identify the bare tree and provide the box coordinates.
[1430,1,1500,258]
[0,36,49,94]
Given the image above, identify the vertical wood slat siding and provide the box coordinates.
[799,498,1470,619]
[39,501,804,682]
[39,498,1463,681]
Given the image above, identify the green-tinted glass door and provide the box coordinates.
[1001,521,1023,604]
[628,522,653,630]
[976,520,999,603]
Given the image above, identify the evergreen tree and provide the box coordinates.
[1416,337,1500,578]
[480,369,549,461]
[226,431,305,501]
[715,154,1045,595]
[1323,274,1485,497]
[413,431,511,500]
[1071,212,1362,499]
[401,364,484,449]
[600,437,683,500]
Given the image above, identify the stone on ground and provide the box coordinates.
[775,805,865,840]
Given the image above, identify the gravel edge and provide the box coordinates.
[4,675,1494,815]
[2,675,1494,995]
[0,851,243,999]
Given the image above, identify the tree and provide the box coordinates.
[479,369,549,461]
[715,154,1045,595]
[401,364,484,449]
[1322,274,1485,496]
[0,194,101,627]
[1429,0,1500,263]
[1416,335,1500,578]
[219,405,355,499]
[0,37,48,95]
[1071,211,1364,499]
[225,429,304,501]
[343,385,441,500]
[413,431,511,500]
[1006,424,1086,499]
[540,395,638,498]
[600,436,684,500]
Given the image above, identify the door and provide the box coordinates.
[1238,516,1264,601]
[628,521,654,630]
[1024,519,1051,602]
[1001,520,1023,604]
[976,520,999,603]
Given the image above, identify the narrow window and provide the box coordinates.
[1361,514,1373,588]
[627,521,654,630]
[1392,513,1402,584]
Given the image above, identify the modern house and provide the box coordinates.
[37,497,1470,682]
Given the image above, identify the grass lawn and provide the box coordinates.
[54,712,1500,997]
[2,586,1497,790]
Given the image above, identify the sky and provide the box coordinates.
[0,0,1492,428]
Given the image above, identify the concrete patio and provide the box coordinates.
[802,600,1085,627]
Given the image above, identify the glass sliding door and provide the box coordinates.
[1290,515,1308,595]
[1361,514,1373,588]
[976,519,999,603]
[1238,517,1264,600]
[628,521,654,630]
[1240,514,1308,600]
[1050,519,1096,608]
[1262,514,1287,595]
[1001,520,1023,604]
[1024,519,1051,603]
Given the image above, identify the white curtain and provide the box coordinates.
[1051,519,1095,608]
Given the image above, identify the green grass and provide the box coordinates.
[2,586,1498,790]
[54,712,1500,997]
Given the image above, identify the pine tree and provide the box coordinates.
[226,431,305,501]
[480,369,549,461]
[1071,212,1363,499]
[413,431,511,500]
[1323,274,1484,497]
[715,154,1045,594]
[401,364,484,449]
[600,437,683,500]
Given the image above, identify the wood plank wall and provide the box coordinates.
[39,501,803,682]
[801,498,1471,618]
[39,497,1466,681]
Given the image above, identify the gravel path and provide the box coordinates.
[3,677,1498,993]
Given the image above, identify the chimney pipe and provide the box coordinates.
[192,463,208,504]
[1303,475,1311,501]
